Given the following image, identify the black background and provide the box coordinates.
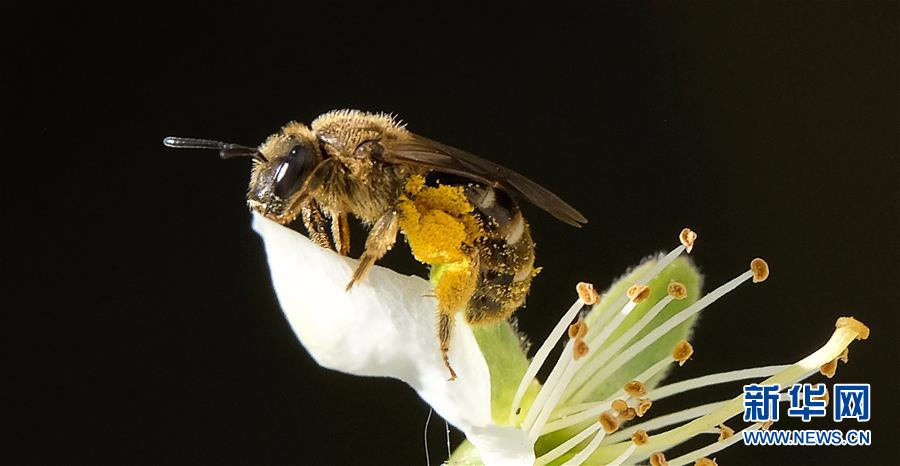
[3,3,897,465]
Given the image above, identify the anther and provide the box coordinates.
[636,398,653,417]
[838,347,849,363]
[576,282,601,305]
[568,319,589,339]
[673,340,694,366]
[599,411,620,433]
[627,284,651,303]
[611,399,629,414]
[620,407,637,421]
[835,316,870,340]
[750,258,769,283]
[680,228,697,253]
[632,429,650,446]
[624,380,647,397]
[718,424,735,442]
[761,420,774,430]
[573,339,590,360]
[649,452,669,466]
[694,458,718,466]
[820,359,838,378]
[667,281,688,300]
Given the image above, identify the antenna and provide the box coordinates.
[163,136,267,161]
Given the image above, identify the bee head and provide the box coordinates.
[247,123,323,223]
[163,123,321,224]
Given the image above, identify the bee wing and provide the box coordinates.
[383,134,587,227]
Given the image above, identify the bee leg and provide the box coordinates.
[329,210,351,256]
[346,209,399,291]
[301,200,333,250]
[437,312,458,381]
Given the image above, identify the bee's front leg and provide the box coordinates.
[328,210,351,256]
[301,199,333,250]
[346,209,399,291]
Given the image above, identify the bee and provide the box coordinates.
[164,110,586,379]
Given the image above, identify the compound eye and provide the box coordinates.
[273,144,313,199]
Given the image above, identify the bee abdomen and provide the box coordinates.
[463,185,537,324]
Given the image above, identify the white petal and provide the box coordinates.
[252,213,495,431]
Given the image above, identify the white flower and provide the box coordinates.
[253,213,534,466]
[252,213,869,466]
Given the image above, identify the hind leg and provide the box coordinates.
[437,311,458,381]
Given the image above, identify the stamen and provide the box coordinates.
[523,340,575,432]
[568,319,589,339]
[509,297,584,421]
[650,452,669,466]
[576,282,601,305]
[694,458,718,466]
[666,424,761,466]
[627,284,651,303]
[820,359,838,378]
[667,281,688,300]
[567,294,677,401]
[637,398,653,417]
[836,316,870,340]
[592,318,869,461]
[600,410,620,433]
[750,258,769,283]
[606,443,638,466]
[838,347,849,363]
[590,238,692,341]
[569,268,757,402]
[717,424,734,441]
[612,399,629,414]
[625,380,647,397]
[680,228,697,253]
[563,428,613,466]
[544,400,614,431]
[632,429,650,446]
[620,407,637,421]
[533,421,601,466]
[647,365,788,401]
[573,339,590,360]
[673,340,694,366]
[605,401,725,444]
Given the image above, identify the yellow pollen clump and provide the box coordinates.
[667,281,688,300]
[599,411,620,433]
[576,281,601,305]
[397,176,484,313]
[573,338,590,360]
[673,340,694,366]
[751,258,769,283]
[649,452,669,466]
[680,228,697,253]
[694,458,718,466]
[835,316,870,340]
[632,430,650,446]
[397,176,483,265]
[627,284,651,303]
[718,424,735,441]
[624,380,647,397]
[568,319,589,339]
[611,399,629,414]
